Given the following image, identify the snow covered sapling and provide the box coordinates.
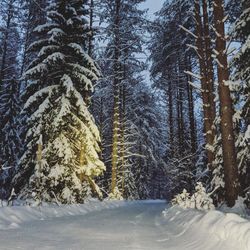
[190,182,214,210]
[13,0,105,204]
[171,189,191,209]
[172,182,214,210]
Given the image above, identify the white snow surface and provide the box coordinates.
[0,200,249,250]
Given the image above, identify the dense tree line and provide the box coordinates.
[150,0,249,207]
[0,0,249,207]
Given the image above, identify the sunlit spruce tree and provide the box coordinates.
[13,0,105,204]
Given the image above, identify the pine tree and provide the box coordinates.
[13,0,105,204]
[129,83,167,199]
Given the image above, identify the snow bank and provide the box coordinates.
[163,206,250,250]
[0,200,131,230]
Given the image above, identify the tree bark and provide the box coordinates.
[120,50,128,197]
[120,83,126,196]
[186,57,197,157]
[202,0,216,143]
[167,73,174,155]
[176,59,184,156]
[99,97,104,160]
[194,0,215,168]
[213,0,239,207]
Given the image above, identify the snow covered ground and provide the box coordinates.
[0,200,249,250]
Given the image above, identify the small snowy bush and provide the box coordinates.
[190,182,214,210]
[172,182,214,210]
[171,189,191,209]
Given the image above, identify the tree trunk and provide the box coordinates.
[202,0,216,142]
[99,97,104,160]
[120,53,127,197]
[174,57,184,157]
[213,0,239,207]
[177,60,185,156]
[111,0,121,194]
[120,84,126,197]
[194,0,215,168]
[167,73,174,155]
[186,57,197,157]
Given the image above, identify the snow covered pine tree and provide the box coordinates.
[13,0,105,204]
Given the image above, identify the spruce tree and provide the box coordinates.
[232,0,250,203]
[13,0,105,204]
[129,83,166,199]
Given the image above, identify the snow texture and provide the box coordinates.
[163,205,250,250]
[0,201,249,250]
[0,200,129,230]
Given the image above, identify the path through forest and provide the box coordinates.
[0,200,245,250]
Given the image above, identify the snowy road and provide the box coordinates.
[0,200,248,250]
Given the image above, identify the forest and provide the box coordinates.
[0,0,249,209]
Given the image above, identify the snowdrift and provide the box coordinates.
[163,206,250,250]
[0,200,249,250]
[0,200,130,230]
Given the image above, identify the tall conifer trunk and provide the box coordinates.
[167,73,174,155]
[194,0,215,168]
[111,0,121,193]
[120,83,126,196]
[213,0,239,207]
[186,58,197,157]
[202,0,216,121]
[202,0,216,157]
[120,54,127,196]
